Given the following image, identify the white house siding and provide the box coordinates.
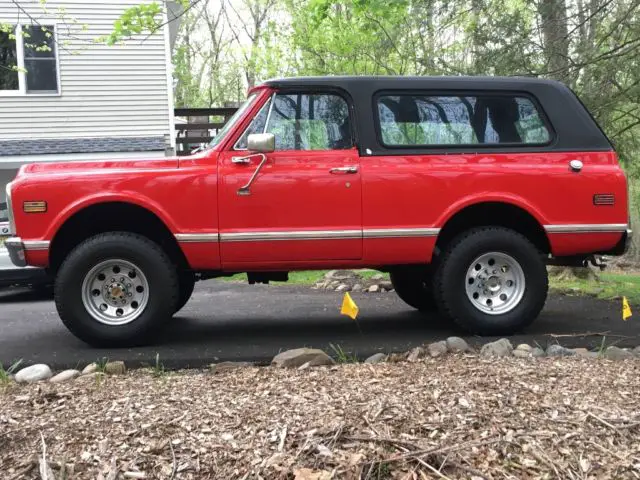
[0,0,174,144]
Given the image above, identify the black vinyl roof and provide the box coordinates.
[259,75,612,155]
[263,75,565,91]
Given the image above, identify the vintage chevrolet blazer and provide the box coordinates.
[4,76,631,346]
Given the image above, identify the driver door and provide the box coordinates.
[218,91,362,267]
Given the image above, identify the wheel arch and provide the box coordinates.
[49,200,187,274]
[435,200,551,255]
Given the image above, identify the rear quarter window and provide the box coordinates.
[375,93,551,147]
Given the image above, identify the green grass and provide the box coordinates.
[549,271,640,305]
[0,359,23,384]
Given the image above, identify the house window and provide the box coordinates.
[0,24,59,95]
[0,27,19,91]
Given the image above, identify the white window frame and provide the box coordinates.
[0,23,61,97]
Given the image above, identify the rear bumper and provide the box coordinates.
[5,237,27,267]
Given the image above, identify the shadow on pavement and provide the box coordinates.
[0,286,54,303]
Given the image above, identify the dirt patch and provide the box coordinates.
[2,358,640,479]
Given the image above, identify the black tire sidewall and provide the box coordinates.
[175,273,196,314]
[390,268,437,312]
[55,233,178,347]
[436,228,548,334]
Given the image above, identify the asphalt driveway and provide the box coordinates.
[0,280,638,370]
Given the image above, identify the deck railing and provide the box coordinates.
[174,107,239,156]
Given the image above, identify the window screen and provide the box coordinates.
[377,94,551,146]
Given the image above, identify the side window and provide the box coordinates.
[376,94,550,146]
[269,93,352,150]
[235,97,271,150]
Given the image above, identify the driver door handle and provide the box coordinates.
[329,166,358,174]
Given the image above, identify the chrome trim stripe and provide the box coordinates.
[23,240,50,250]
[544,224,628,233]
[175,228,442,243]
[220,230,362,242]
[175,233,220,243]
[364,228,439,238]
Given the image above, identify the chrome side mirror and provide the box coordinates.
[247,133,275,153]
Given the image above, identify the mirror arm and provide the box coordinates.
[237,153,268,196]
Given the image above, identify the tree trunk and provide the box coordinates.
[538,0,570,83]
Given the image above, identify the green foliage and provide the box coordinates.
[329,343,358,363]
[104,2,165,45]
[0,359,23,384]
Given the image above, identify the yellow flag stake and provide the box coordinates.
[623,296,633,321]
[341,292,364,335]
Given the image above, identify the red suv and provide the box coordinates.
[5,76,630,346]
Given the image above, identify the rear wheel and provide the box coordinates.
[389,267,437,312]
[54,232,178,347]
[433,227,548,335]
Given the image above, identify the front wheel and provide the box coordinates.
[54,232,179,347]
[175,272,196,314]
[390,267,437,312]
[433,227,548,335]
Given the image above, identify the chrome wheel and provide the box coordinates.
[81,259,149,326]
[464,252,525,315]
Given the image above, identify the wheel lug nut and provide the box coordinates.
[127,292,132,297]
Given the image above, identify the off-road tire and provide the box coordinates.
[389,267,437,312]
[175,272,196,314]
[54,232,179,347]
[433,227,548,335]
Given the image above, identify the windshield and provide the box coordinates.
[208,93,259,149]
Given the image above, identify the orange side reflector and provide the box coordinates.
[23,201,47,213]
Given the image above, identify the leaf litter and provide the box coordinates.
[2,356,640,479]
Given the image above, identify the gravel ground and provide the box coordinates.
[2,357,640,479]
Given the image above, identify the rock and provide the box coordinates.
[515,344,532,352]
[328,280,340,289]
[480,339,513,357]
[352,284,363,292]
[76,372,106,382]
[387,353,405,363]
[364,353,387,364]
[633,346,640,357]
[325,270,357,281]
[371,273,385,281]
[50,369,80,383]
[378,281,393,291]
[335,284,350,292]
[104,361,126,375]
[446,337,470,353]
[513,349,531,358]
[604,346,634,361]
[367,285,380,293]
[272,348,335,368]
[532,347,545,357]
[427,341,448,357]
[210,361,253,374]
[82,363,98,375]
[546,345,576,357]
[406,347,424,362]
[15,364,52,383]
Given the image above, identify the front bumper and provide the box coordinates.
[5,237,27,267]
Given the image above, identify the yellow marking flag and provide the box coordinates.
[623,296,633,321]
[341,292,359,320]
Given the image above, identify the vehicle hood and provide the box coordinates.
[18,158,180,176]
